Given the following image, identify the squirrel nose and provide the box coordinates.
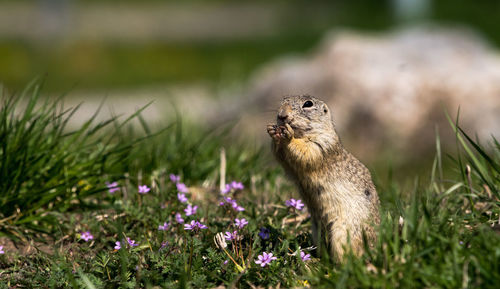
[278,105,292,121]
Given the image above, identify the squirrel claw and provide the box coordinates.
[267,124,277,136]
[282,123,294,140]
[267,123,293,144]
[267,124,280,141]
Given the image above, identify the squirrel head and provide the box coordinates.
[277,95,337,140]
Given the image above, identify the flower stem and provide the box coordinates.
[222,247,244,273]
[187,238,194,279]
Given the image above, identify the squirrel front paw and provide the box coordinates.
[267,124,280,142]
[267,123,294,143]
[282,123,294,140]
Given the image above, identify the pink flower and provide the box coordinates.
[138,185,150,194]
[175,213,184,224]
[234,218,248,229]
[106,181,120,194]
[0,245,4,254]
[285,198,305,210]
[176,183,189,193]
[255,252,277,267]
[177,193,188,203]
[184,204,198,216]
[114,241,121,250]
[169,174,180,183]
[300,251,311,261]
[80,231,94,242]
[158,222,170,231]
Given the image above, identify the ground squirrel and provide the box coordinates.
[267,95,380,261]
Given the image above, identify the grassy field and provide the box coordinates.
[0,83,499,288]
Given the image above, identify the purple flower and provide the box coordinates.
[138,185,150,194]
[229,198,242,210]
[234,218,248,229]
[176,183,189,193]
[231,200,245,212]
[126,237,139,247]
[230,201,245,211]
[300,251,311,261]
[175,213,184,224]
[219,197,245,212]
[224,197,235,205]
[158,222,170,231]
[220,197,229,206]
[221,184,232,194]
[223,260,229,265]
[184,220,208,231]
[177,193,188,203]
[160,241,169,250]
[230,181,244,190]
[114,241,121,250]
[80,231,94,242]
[259,227,270,240]
[221,181,245,194]
[285,198,305,210]
[184,204,198,216]
[255,252,277,267]
[169,174,180,183]
[224,231,238,241]
[184,220,197,230]
[0,245,4,254]
[106,181,120,194]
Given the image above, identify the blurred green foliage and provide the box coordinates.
[0,0,499,92]
[0,37,318,93]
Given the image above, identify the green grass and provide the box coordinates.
[0,84,499,288]
[0,80,150,240]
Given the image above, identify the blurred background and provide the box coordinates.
[1,0,499,177]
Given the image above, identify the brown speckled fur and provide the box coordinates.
[267,95,380,261]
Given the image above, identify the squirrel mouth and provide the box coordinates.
[276,117,293,127]
[276,120,286,126]
[275,120,306,138]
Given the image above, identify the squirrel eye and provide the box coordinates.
[302,100,313,108]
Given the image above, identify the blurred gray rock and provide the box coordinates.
[234,26,500,162]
